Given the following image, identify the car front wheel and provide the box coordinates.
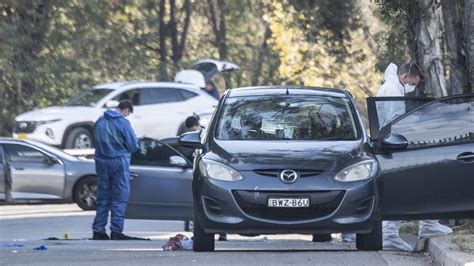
[356,217,382,251]
[73,176,97,211]
[65,127,94,149]
[193,213,215,252]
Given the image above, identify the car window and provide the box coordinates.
[389,96,474,148]
[140,88,181,105]
[113,89,141,106]
[216,96,359,140]
[373,98,433,130]
[178,89,198,100]
[65,89,113,107]
[3,144,48,163]
[131,138,182,167]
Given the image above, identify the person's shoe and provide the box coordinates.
[218,233,227,241]
[110,232,150,240]
[92,232,110,240]
[383,234,413,252]
[418,220,453,239]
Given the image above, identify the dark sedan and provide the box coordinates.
[179,86,474,251]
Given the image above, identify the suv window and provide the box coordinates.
[4,144,48,163]
[132,138,181,167]
[141,88,181,105]
[178,89,198,100]
[216,96,359,140]
[390,96,474,148]
[113,89,141,106]
[65,89,113,107]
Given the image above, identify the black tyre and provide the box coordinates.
[356,217,383,251]
[73,176,97,211]
[312,234,332,242]
[65,127,94,149]
[193,213,215,252]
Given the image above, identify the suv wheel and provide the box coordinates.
[193,213,215,252]
[356,217,382,251]
[65,127,93,149]
[73,176,97,211]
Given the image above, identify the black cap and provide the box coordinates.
[117,100,134,113]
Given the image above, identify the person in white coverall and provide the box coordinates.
[377,62,453,251]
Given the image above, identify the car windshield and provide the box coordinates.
[216,95,359,140]
[64,89,113,107]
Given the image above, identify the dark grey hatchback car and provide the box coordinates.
[179,86,474,251]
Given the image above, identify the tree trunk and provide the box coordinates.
[465,0,474,93]
[442,0,470,95]
[169,0,192,70]
[251,26,271,86]
[207,0,227,60]
[158,0,169,80]
[408,0,447,97]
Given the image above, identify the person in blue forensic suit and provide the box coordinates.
[92,100,140,240]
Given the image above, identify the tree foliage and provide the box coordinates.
[1,0,472,136]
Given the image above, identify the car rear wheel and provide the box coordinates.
[193,213,214,252]
[312,234,332,242]
[73,176,97,211]
[356,217,382,251]
[65,127,94,149]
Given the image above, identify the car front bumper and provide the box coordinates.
[194,172,379,234]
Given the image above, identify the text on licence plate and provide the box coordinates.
[267,198,310,208]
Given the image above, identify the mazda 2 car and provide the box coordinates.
[179,86,474,251]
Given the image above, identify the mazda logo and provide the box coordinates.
[280,170,298,184]
[19,122,28,129]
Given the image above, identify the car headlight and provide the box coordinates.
[334,160,378,182]
[198,158,243,182]
[36,119,62,126]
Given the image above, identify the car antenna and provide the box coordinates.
[285,87,289,95]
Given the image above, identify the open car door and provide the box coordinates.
[125,138,194,221]
[175,59,239,90]
[367,94,474,220]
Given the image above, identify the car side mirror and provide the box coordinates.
[169,156,188,167]
[105,100,119,108]
[381,133,408,150]
[179,131,202,149]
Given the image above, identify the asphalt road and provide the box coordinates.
[0,204,432,265]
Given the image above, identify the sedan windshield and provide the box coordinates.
[65,89,113,107]
[216,96,359,140]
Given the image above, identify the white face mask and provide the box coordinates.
[404,84,416,94]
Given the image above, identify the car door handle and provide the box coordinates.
[130,173,139,180]
[13,166,25,170]
[457,152,474,163]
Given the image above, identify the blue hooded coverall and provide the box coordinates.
[92,110,139,234]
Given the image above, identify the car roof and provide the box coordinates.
[92,81,201,91]
[0,138,52,147]
[227,86,347,98]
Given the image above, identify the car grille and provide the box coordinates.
[232,190,344,221]
[13,121,37,133]
[254,169,323,177]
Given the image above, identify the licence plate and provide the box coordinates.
[267,198,310,208]
[18,133,27,140]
